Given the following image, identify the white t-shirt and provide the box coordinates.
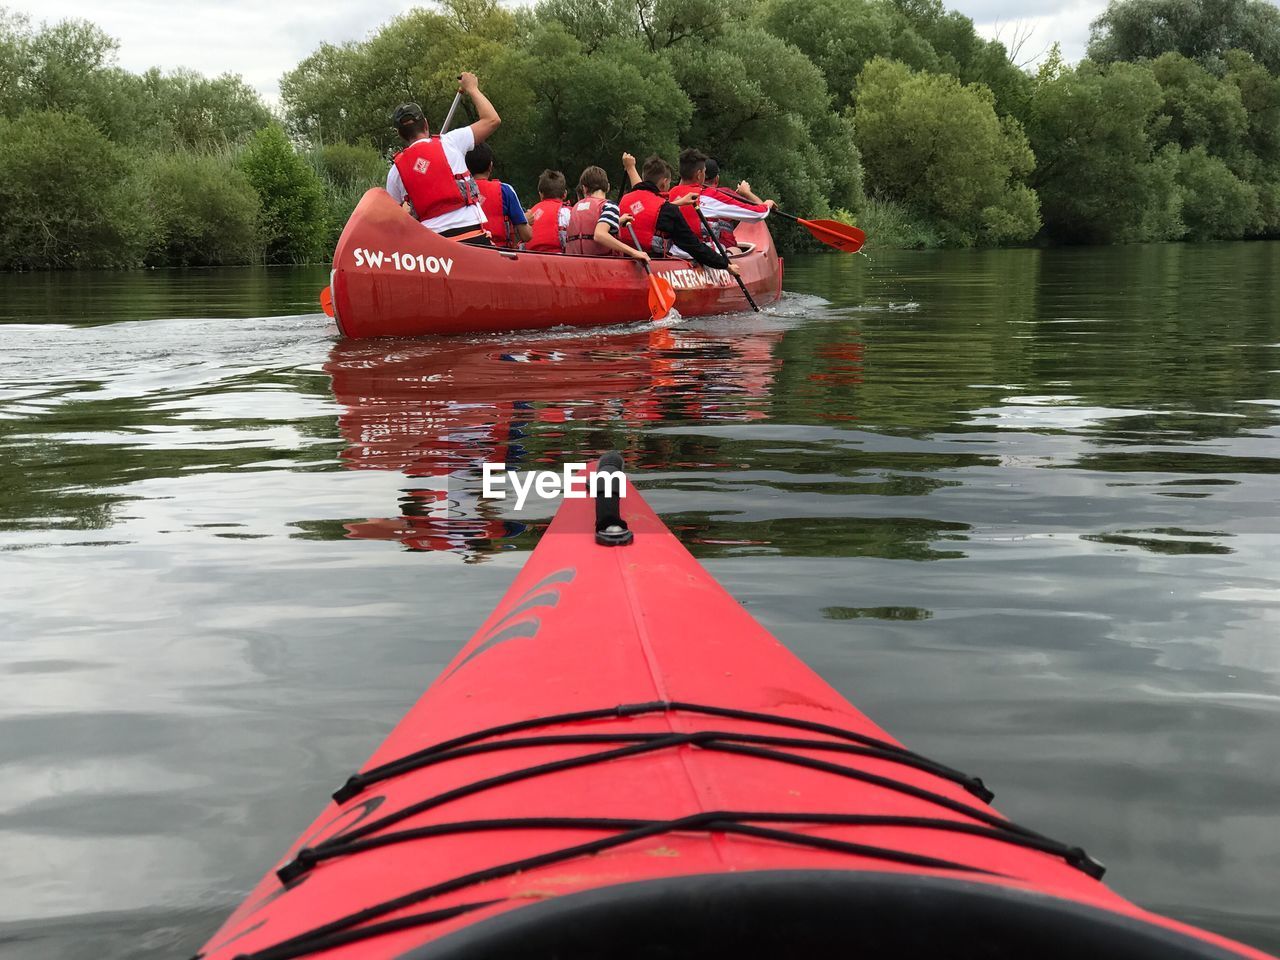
[386,128,485,233]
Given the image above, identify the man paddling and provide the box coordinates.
[618,155,739,276]
[385,71,500,245]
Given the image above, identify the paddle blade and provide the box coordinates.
[319,285,334,318]
[800,218,866,253]
[648,275,676,320]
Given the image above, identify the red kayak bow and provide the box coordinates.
[197,455,1274,960]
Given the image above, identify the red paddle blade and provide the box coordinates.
[800,218,866,253]
[319,286,335,318]
[648,275,676,319]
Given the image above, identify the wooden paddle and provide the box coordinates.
[770,209,866,253]
[695,207,759,312]
[626,224,677,320]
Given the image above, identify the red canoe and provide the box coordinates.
[328,190,783,338]
[196,455,1274,960]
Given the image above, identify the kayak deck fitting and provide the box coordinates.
[196,454,1274,960]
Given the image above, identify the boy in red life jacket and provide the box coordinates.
[525,170,571,253]
[618,155,740,276]
[565,159,651,259]
[465,142,532,248]
[385,72,500,244]
[700,157,773,251]
[667,148,710,237]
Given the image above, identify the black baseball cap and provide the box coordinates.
[392,103,425,128]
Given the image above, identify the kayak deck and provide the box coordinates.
[197,458,1274,960]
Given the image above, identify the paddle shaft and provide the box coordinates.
[696,208,758,312]
[626,225,654,276]
[439,91,463,135]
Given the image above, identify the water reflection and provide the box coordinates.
[325,325,784,560]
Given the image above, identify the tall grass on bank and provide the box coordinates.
[306,144,389,252]
[838,200,943,249]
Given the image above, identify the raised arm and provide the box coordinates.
[622,152,641,188]
[460,72,500,144]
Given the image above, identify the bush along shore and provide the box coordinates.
[2,0,1279,269]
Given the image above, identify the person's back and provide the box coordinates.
[385,72,501,244]
[618,155,676,258]
[526,170,570,253]
[465,142,532,248]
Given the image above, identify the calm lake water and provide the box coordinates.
[1,245,1277,958]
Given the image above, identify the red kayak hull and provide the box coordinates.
[329,190,782,338]
[197,467,1274,960]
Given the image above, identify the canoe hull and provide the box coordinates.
[330,189,782,338]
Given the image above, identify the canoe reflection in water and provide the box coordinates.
[325,323,784,560]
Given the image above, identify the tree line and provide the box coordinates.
[2,0,1279,269]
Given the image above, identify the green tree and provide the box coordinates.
[1175,144,1259,237]
[237,125,328,263]
[1027,60,1177,242]
[143,151,262,266]
[483,25,692,192]
[665,24,862,217]
[1150,53,1249,163]
[853,58,1039,245]
[280,0,517,152]
[141,69,272,150]
[1087,0,1280,73]
[760,0,936,109]
[890,0,1034,120]
[0,111,152,269]
[0,10,34,118]
[0,13,270,149]
[1224,50,1280,233]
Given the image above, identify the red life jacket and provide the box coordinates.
[618,188,669,256]
[392,138,477,224]
[526,198,567,253]
[667,183,705,237]
[475,178,515,247]
[564,196,615,256]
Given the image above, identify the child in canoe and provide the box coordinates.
[465,143,532,249]
[524,170,571,253]
[564,155,650,260]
